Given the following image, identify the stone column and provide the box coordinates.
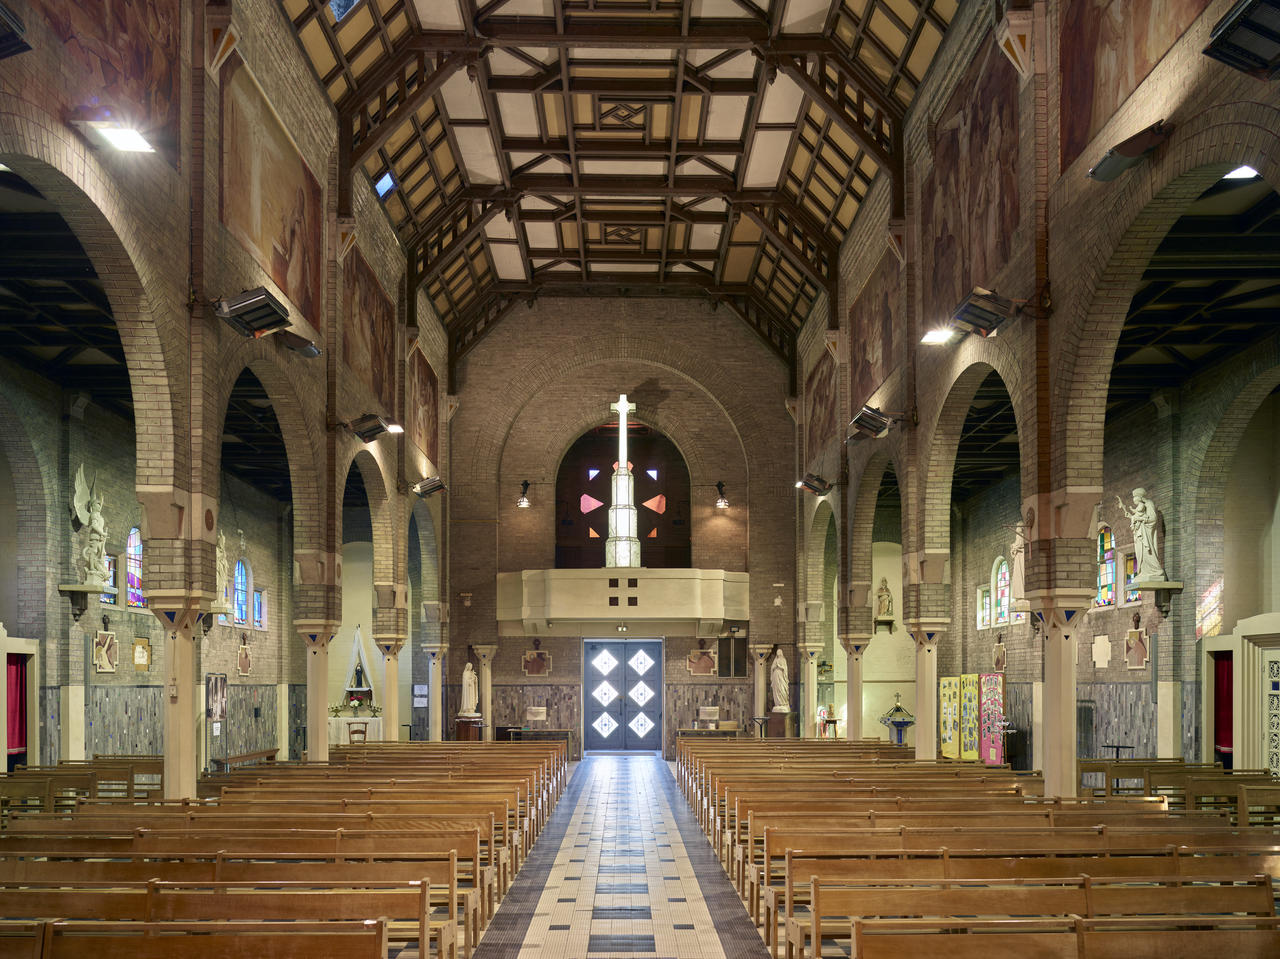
[841,635,870,739]
[423,641,446,741]
[907,624,945,760]
[148,594,204,800]
[473,643,498,741]
[375,636,406,741]
[749,643,773,720]
[296,621,339,761]
[797,639,823,738]
[1032,597,1090,797]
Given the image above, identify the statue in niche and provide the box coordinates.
[876,578,893,618]
[214,529,229,608]
[460,662,480,716]
[1118,487,1167,582]
[70,465,109,588]
[353,661,364,689]
[770,647,790,712]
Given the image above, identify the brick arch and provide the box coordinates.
[805,498,838,618]
[0,132,180,490]
[407,498,441,604]
[848,448,905,618]
[920,355,1026,555]
[1054,106,1280,492]
[1190,337,1280,636]
[338,445,397,590]
[0,390,51,640]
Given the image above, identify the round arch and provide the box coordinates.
[338,446,397,589]
[847,448,905,623]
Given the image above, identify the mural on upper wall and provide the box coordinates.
[1060,0,1211,171]
[847,249,901,411]
[919,38,1020,328]
[405,345,439,466]
[220,55,323,329]
[30,0,181,163]
[342,248,396,413]
[804,351,838,461]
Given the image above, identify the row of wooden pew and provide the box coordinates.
[1079,756,1280,824]
[0,741,568,958]
[676,738,1280,959]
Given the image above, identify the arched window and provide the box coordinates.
[993,557,1011,625]
[233,559,249,626]
[126,528,145,608]
[1096,525,1116,607]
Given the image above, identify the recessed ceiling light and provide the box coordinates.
[1224,165,1259,179]
[921,328,958,345]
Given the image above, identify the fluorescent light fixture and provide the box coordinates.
[1224,164,1260,179]
[921,327,958,345]
[70,107,156,153]
[1087,120,1172,182]
[385,423,404,434]
[849,405,904,440]
[374,171,396,198]
[412,477,446,497]
[796,473,833,495]
[952,287,1018,337]
[215,287,290,337]
[277,329,321,358]
[715,481,729,510]
[1202,0,1280,80]
[516,480,531,508]
[0,2,33,61]
[347,414,399,442]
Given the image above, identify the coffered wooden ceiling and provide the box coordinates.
[281,0,957,369]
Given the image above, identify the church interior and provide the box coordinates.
[2,0,1280,955]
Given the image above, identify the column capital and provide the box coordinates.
[904,620,948,649]
[471,643,498,665]
[147,591,207,634]
[294,620,340,650]
[373,582,409,609]
[373,633,406,657]
[796,639,823,659]
[748,642,774,660]
[840,634,872,657]
[1024,589,1094,634]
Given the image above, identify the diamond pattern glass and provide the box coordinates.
[592,649,618,675]
[628,712,654,738]
[628,649,653,675]
[629,681,653,707]
[593,681,619,707]
[592,713,618,738]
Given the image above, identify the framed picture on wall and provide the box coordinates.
[237,643,252,677]
[133,637,150,672]
[522,650,551,676]
[206,673,228,724]
[93,631,117,673]
[686,646,717,676]
[1125,629,1149,670]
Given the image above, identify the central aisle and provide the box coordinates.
[475,754,768,959]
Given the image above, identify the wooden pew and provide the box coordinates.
[41,919,390,959]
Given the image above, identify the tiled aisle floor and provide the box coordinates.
[475,753,768,959]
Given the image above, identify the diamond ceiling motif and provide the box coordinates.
[593,681,619,707]
[628,649,654,675]
[593,713,619,738]
[592,649,618,675]
[629,712,654,738]
[629,681,654,707]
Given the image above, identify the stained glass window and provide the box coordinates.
[126,528,145,608]
[100,555,116,605]
[1096,526,1116,607]
[233,559,249,626]
[253,589,265,630]
[976,587,991,629]
[1123,553,1141,604]
[993,558,1010,625]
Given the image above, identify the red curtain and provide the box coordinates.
[6,654,25,755]
[1213,653,1232,753]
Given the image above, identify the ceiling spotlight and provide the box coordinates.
[277,329,321,358]
[795,473,832,495]
[952,287,1019,337]
[516,480,531,509]
[921,327,959,345]
[1087,119,1172,182]
[215,287,290,338]
[616,623,628,633]
[412,477,446,497]
[715,481,729,510]
[346,414,401,442]
[69,106,155,152]
[1224,164,1261,179]
[848,405,905,440]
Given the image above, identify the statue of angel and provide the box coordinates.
[70,465,110,588]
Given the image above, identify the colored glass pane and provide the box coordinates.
[126,528,145,608]
[994,559,1010,625]
[253,589,265,630]
[641,494,666,514]
[233,560,248,626]
[1096,526,1115,607]
[100,555,116,605]
[977,587,991,629]
[1123,554,1141,604]
[580,493,604,513]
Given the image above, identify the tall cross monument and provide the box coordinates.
[605,394,641,568]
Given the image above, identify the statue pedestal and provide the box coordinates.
[767,711,795,739]
[455,716,483,741]
[874,616,895,633]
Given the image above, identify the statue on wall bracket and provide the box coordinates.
[70,465,110,589]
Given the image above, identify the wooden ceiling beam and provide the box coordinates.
[487,74,758,95]
[501,137,746,156]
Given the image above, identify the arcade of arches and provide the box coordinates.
[2,0,1280,950]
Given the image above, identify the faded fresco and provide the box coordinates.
[405,345,439,465]
[342,248,396,413]
[29,0,181,162]
[847,249,901,410]
[804,351,838,461]
[220,56,323,328]
[1061,0,1211,170]
[919,38,1021,327]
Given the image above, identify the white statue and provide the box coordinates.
[1008,520,1027,602]
[770,648,790,712]
[214,529,229,607]
[460,662,480,716]
[876,578,893,618]
[70,465,109,588]
[1118,487,1167,582]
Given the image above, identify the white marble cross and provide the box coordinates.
[606,393,640,568]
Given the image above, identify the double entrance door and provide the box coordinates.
[583,640,663,752]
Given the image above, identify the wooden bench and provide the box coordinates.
[208,747,278,772]
[41,919,390,959]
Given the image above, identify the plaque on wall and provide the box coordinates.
[237,643,252,676]
[133,637,150,672]
[687,645,717,675]
[1125,629,1149,669]
[522,650,552,676]
[93,631,117,673]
